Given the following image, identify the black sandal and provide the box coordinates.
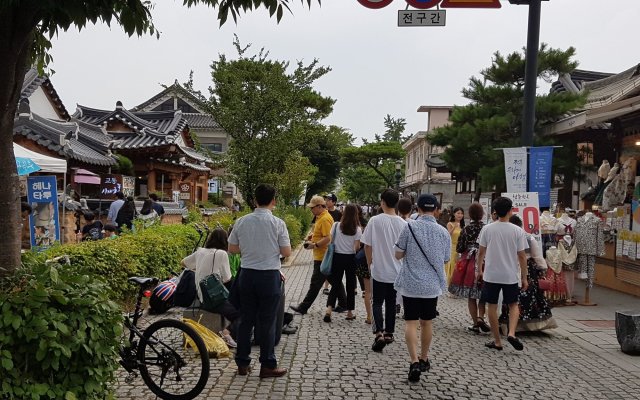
[383,333,394,344]
[484,341,503,351]
[372,335,386,352]
[507,336,524,351]
[345,315,356,321]
[477,319,491,333]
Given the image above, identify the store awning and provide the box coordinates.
[13,142,67,173]
[73,168,101,185]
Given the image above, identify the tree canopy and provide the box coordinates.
[429,44,586,198]
[0,0,320,275]
[209,37,335,207]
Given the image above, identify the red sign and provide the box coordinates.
[357,0,394,8]
[405,0,441,9]
[440,0,501,7]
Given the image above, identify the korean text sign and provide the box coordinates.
[27,176,60,249]
[502,192,541,245]
[528,147,554,208]
[503,147,528,193]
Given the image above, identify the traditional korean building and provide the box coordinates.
[545,64,640,297]
[74,102,212,203]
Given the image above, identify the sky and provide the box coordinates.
[49,0,640,144]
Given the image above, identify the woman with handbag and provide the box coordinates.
[448,203,490,334]
[324,204,362,322]
[181,228,239,348]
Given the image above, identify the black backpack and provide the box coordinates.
[173,269,197,307]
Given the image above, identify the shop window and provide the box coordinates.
[204,143,223,152]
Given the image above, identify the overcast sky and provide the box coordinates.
[49,0,640,144]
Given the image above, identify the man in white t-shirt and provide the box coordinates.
[361,189,407,352]
[475,196,528,352]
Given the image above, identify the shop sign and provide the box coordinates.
[100,174,123,199]
[180,183,191,200]
[502,192,541,245]
[122,176,136,198]
[27,175,60,249]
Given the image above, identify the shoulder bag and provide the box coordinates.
[199,250,230,311]
[320,223,338,276]
[407,223,442,279]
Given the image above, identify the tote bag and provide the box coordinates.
[320,223,338,276]
[199,250,229,311]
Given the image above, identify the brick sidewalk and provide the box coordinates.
[115,249,640,399]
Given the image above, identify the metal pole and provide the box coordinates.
[521,0,542,147]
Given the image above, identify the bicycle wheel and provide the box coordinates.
[138,319,210,400]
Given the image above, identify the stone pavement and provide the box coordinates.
[115,248,640,399]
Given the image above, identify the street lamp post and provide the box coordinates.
[395,161,402,191]
[509,0,547,147]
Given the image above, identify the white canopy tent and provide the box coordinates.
[13,142,67,173]
[14,142,68,243]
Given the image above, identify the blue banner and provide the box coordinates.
[27,175,60,249]
[528,147,554,208]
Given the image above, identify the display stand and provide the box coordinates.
[578,286,597,306]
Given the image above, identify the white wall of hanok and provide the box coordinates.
[29,87,62,120]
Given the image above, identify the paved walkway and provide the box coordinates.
[115,249,640,399]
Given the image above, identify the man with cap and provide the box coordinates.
[394,193,450,382]
[290,195,336,316]
[324,193,342,223]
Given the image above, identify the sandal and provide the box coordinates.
[372,335,386,352]
[365,317,372,324]
[484,341,503,351]
[477,319,491,333]
[507,336,524,351]
[467,324,480,334]
[323,314,331,323]
[346,315,356,321]
[383,334,394,344]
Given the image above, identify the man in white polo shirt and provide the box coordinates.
[229,184,291,378]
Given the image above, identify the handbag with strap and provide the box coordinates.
[320,223,338,276]
[407,223,442,279]
[199,250,229,311]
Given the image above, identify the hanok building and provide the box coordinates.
[74,102,213,203]
[545,64,640,297]
[132,80,236,200]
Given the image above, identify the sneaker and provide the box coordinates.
[418,358,430,372]
[371,335,386,352]
[467,324,480,334]
[322,288,330,295]
[282,324,298,335]
[289,305,306,315]
[220,331,237,348]
[408,362,421,382]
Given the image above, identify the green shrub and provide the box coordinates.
[0,261,122,399]
[282,214,303,248]
[33,224,200,301]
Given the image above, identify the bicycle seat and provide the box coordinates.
[128,277,156,286]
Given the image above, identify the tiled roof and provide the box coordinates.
[550,69,615,94]
[150,157,210,173]
[13,111,116,166]
[20,68,71,120]
[133,81,208,113]
[74,104,189,150]
[583,64,640,109]
[183,113,221,129]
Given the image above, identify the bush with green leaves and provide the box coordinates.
[0,261,122,399]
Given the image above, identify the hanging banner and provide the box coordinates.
[502,192,541,245]
[528,146,554,208]
[122,176,136,198]
[27,175,60,249]
[478,198,491,224]
[503,147,528,193]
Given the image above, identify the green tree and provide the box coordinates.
[377,114,410,143]
[265,151,318,206]
[301,125,352,201]
[340,165,387,205]
[429,44,586,200]
[340,141,405,188]
[210,38,334,207]
[0,0,319,276]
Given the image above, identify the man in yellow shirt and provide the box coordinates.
[290,195,335,315]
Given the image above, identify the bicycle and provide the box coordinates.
[119,276,210,400]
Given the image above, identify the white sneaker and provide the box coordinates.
[220,331,237,348]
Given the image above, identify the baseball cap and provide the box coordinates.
[417,193,439,210]
[324,193,338,203]
[307,195,326,208]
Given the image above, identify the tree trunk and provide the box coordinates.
[474,182,482,202]
[0,7,37,277]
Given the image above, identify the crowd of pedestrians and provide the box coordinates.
[286,191,551,383]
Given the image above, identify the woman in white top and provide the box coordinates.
[137,199,159,228]
[325,204,362,322]
[181,228,238,348]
